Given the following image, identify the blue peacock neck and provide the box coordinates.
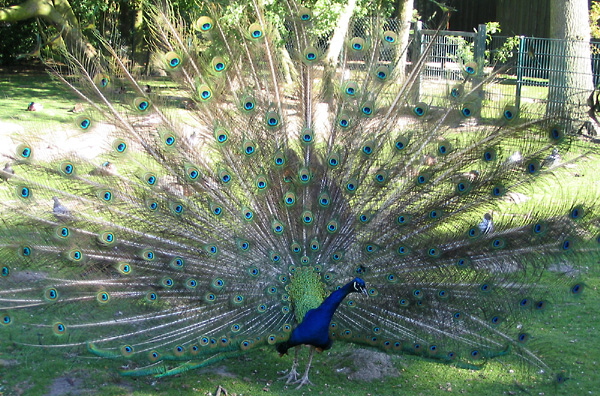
[276,277,366,354]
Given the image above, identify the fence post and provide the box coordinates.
[474,24,486,64]
[515,36,525,111]
[411,21,423,103]
[473,24,486,112]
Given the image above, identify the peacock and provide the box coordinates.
[0,0,598,392]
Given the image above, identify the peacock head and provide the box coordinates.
[352,278,367,295]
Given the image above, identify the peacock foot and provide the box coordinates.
[293,374,314,390]
[278,366,299,383]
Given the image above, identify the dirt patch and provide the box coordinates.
[336,349,400,382]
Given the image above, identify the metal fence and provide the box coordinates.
[410,22,599,127]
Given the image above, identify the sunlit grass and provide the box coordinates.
[0,72,598,396]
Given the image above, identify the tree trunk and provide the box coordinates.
[547,0,594,129]
[325,0,357,67]
[394,0,414,80]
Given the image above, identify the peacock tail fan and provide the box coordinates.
[0,0,598,391]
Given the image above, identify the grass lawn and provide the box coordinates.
[0,70,598,396]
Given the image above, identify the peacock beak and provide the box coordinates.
[359,285,368,295]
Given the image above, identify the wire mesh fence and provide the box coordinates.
[410,24,598,128]
[347,18,598,129]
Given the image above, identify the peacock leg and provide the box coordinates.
[294,346,315,389]
[278,346,300,383]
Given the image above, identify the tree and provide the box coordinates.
[0,0,96,59]
[547,0,594,130]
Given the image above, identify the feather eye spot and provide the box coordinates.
[19,187,30,199]
[526,161,539,174]
[79,118,91,129]
[571,283,584,295]
[53,322,67,335]
[517,333,530,343]
[97,292,110,303]
[146,292,158,302]
[570,206,584,219]
[20,146,32,159]
[137,101,149,111]
[165,136,176,146]
[200,90,211,100]
[414,106,425,117]
[45,288,59,301]
[170,257,184,269]
[274,156,285,166]
[21,246,32,256]
[491,185,505,197]
[491,239,505,248]
[483,151,495,161]
[233,295,244,304]
[185,279,198,289]
[214,62,225,72]
[205,293,216,302]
